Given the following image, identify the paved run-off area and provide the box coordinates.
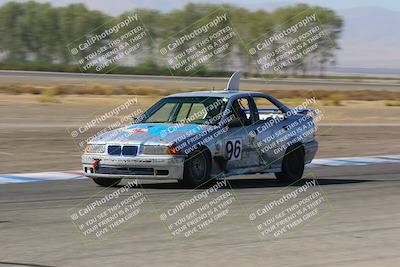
[0,163,399,267]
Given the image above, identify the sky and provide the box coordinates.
[0,0,399,15]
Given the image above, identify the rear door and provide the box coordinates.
[251,96,291,169]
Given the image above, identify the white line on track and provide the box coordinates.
[0,154,399,185]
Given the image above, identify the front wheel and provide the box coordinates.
[92,177,121,187]
[182,149,212,187]
[275,145,305,182]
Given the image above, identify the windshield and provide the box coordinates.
[141,97,227,125]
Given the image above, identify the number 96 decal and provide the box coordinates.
[225,138,242,161]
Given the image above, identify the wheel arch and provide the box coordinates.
[189,145,213,175]
[285,141,305,156]
[182,144,213,187]
[195,144,212,163]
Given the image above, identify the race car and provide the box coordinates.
[81,72,318,187]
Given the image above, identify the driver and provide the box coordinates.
[231,99,250,125]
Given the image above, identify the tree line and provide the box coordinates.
[0,1,343,76]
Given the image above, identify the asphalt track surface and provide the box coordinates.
[1,70,399,91]
[0,163,399,267]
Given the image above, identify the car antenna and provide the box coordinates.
[225,71,241,92]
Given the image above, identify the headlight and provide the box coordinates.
[142,145,168,155]
[84,144,106,154]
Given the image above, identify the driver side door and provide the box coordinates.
[222,96,261,171]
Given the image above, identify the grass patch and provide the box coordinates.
[384,99,400,106]
[122,85,161,96]
[37,95,60,103]
[86,84,113,95]
[2,83,400,103]
[37,86,61,103]
[323,93,345,106]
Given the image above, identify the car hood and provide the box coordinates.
[90,123,215,146]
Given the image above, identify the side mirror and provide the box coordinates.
[131,117,140,124]
[226,117,243,128]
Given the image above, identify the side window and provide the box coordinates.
[187,103,206,121]
[176,103,207,123]
[230,97,253,126]
[175,103,191,122]
[253,96,284,123]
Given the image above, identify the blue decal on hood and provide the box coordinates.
[124,124,203,136]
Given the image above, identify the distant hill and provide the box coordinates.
[335,6,400,70]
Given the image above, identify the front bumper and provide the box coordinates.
[81,154,185,180]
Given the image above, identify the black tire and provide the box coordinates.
[275,144,305,182]
[92,177,121,187]
[182,149,212,187]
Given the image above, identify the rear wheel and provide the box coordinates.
[182,149,212,187]
[92,178,121,187]
[275,144,305,182]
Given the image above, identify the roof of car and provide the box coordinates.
[166,90,267,98]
